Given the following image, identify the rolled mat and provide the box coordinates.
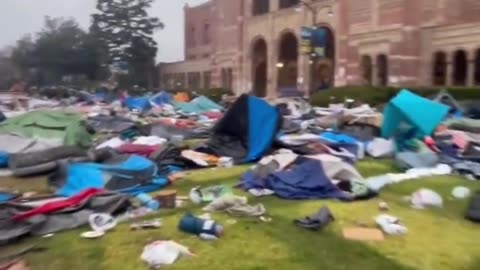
[9,146,87,169]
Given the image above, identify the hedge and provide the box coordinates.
[310,86,480,107]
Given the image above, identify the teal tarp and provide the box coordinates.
[173,96,223,114]
[381,89,449,139]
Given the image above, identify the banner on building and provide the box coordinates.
[300,27,327,58]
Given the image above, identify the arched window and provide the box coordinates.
[252,0,269,15]
[279,0,300,9]
[474,49,480,85]
[453,50,468,86]
[377,54,389,86]
[361,55,373,85]
[432,51,447,86]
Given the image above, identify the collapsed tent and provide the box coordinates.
[382,90,449,139]
[173,96,223,114]
[0,189,130,244]
[239,155,365,200]
[124,96,152,112]
[0,111,92,147]
[202,94,281,163]
[48,154,168,197]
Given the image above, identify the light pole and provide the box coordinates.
[298,0,335,94]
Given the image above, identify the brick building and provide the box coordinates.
[159,0,480,97]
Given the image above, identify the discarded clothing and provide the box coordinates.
[444,118,480,134]
[395,152,439,169]
[8,146,87,170]
[375,214,407,235]
[294,206,334,230]
[189,185,231,204]
[410,188,443,209]
[239,157,350,200]
[203,196,266,217]
[0,191,129,244]
[87,115,137,134]
[178,213,223,239]
[117,144,161,157]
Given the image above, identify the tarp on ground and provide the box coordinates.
[173,96,223,114]
[0,110,92,147]
[381,90,449,139]
[203,94,281,163]
[48,155,168,197]
[150,91,172,106]
[124,96,152,112]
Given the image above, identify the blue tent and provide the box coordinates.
[151,91,172,106]
[204,95,281,163]
[382,90,449,139]
[173,96,223,114]
[124,97,152,112]
[49,155,168,197]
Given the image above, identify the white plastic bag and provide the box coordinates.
[141,241,194,269]
[410,188,443,209]
[452,186,471,199]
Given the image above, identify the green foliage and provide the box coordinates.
[10,17,108,85]
[92,0,163,88]
[310,86,480,107]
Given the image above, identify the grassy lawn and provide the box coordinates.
[1,160,479,270]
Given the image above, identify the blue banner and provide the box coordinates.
[301,27,327,58]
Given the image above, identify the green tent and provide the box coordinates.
[0,110,92,147]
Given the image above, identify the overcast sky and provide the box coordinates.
[0,0,208,62]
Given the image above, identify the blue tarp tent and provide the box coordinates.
[124,97,152,112]
[381,90,449,139]
[203,94,281,163]
[151,91,172,106]
[49,155,168,197]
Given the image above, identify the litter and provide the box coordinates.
[410,188,443,209]
[375,214,407,235]
[203,196,267,217]
[130,219,162,230]
[294,206,334,230]
[178,213,224,240]
[140,241,194,269]
[343,227,385,241]
[80,231,105,239]
[452,186,471,199]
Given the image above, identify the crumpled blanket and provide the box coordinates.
[202,196,266,217]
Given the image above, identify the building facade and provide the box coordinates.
[159,0,480,97]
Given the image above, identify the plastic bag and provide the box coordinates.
[410,188,443,209]
[140,241,194,268]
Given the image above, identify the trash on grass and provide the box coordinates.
[140,241,194,269]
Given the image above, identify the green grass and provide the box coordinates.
[1,161,479,270]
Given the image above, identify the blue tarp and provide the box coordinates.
[0,151,8,168]
[246,96,280,161]
[151,91,172,106]
[382,90,449,139]
[239,158,349,200]
[54,155,168,197]
[124,97,152,112]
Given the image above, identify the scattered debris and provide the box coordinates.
[343,227,385,241]
[452,186,471,199]
[410,189,443,209]
[130,219,162,230]
[375,214,407,235]
[140,241,195,269]
[294,206,334,230]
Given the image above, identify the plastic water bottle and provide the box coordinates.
[136,193,160,211]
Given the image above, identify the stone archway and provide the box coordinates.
[277,31,298,95]
[360,55,373,85]
[251,38,268,97]
[310,26,335,92]
[453,50,468,86]
[432,51,447,86]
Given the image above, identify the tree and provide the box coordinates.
[92,0,164,88]
[10,17,108,85]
